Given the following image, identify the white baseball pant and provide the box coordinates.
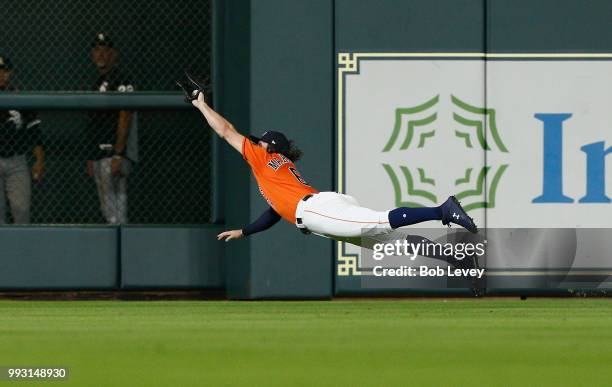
[0,154,31,224]
[93,157,131,224]
[295,192,408,247]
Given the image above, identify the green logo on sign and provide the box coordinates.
[382,95,509,211]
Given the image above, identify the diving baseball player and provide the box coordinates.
[178,74,477,246]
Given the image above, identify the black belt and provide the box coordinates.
[296,194,313,235]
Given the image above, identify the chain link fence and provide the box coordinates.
[0,0,214,225]
[3,0,212,91]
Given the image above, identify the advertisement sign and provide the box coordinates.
[337,53,612,288]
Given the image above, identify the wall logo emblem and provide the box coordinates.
[382,94,509,211]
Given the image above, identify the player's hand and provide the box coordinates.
[217,229,244,242]
[31,161,44,183]
[177,71,210,106]
[86,160,94,178]
[111,157,122,175]
[191,91,206,110]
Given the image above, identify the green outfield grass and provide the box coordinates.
[0,299,611,386]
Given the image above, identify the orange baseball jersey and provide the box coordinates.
[242,137,318,223]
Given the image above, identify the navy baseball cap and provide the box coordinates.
[92,32,113,48]
[249,131,290,153]
[0,56,13,70]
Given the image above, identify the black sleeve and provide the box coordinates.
[242,207,281,237]
[24,111,43,148]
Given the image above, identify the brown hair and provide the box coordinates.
[280,141,302,162]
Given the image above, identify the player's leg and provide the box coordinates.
[0,165,7,225]
[326,205,482,292]
[389,196,477,233]
[93,158,118,224]
[308,193,482,291]
[114,159,131,224]
[298,192,393,238]
[300,193,445,238]
[5,155,31,224]
[298,192,477,239]
[387,206,442,227]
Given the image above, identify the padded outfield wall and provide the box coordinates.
[222,0,612,298]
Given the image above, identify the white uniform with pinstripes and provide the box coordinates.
[295,192,395,239]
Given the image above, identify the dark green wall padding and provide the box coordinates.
[247,0,334,298]
[0,227,118,290]
[121,226,224,289]
[0,226,225,290]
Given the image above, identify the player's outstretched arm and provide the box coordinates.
[217,207,281,242]
[191,92,244,153]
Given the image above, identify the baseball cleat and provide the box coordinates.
[440,196,478,233]
[451,254,485,297]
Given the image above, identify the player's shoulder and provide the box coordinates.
[243,138,275,164]
[252,139,274,157]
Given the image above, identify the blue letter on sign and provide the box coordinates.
[532,113,574,203]
[579,141,612,203]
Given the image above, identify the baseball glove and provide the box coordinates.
[176,71,211,103]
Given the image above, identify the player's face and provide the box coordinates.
[258,141,269,151]
[91,45,117,74]
[0,69,11,89]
